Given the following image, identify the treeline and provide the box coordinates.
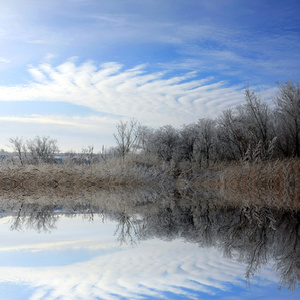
[9,136,59,165]
[8,79,300,168]
[114,79,299,167]
[9,137,95,165]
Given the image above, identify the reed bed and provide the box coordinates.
[0,158,168,189]
[0,157,299,209]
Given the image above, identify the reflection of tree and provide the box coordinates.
[8,201,110,232]
[133,193,300,293]
[274,211,300,292]
[114,212,143,245]
[10,202,24,231]
[2,189,299,293]
[218,206,273,283]
[10,203,59,232]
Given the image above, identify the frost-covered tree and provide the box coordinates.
[195,118,216,167]
[178,123,199,161]
[217,108,249,160]
[9,136,59,164]
[274,80,300,157]
[26,136,59,164]
[244,88,274,155]
[149,125,179,162]
[113,119,141,159]
[9,137,25,165]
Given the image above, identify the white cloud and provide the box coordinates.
[0,1,298,87]
[0,59,281,151]
[0,60,246,128]
[0,115,113,131]
[0,57,10,63]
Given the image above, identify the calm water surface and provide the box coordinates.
[0,190,299,300]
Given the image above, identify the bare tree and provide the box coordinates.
[9,137,25,165]
[136,125,154,153]
[113,119,141,159]
[79,145,94,164]
[26,136,59,164]
[178,123,198,162]
[216,88,275,161]
[195,118,216,167]
[149,125,179,162]
[245,88,274,151]
[275,80,300,157]
[217,108,248,160]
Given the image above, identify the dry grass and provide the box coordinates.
[0,156,299,209]
[0,156,173,200]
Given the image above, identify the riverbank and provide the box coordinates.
[0,157,299,209]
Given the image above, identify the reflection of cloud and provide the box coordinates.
[0,60,246,127]
[0,238,117,253]
[0,240,276,300]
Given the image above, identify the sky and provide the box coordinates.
[0,0,299,151]
[0,215,299,300]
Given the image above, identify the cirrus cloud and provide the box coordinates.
[0,60,249,127]
[0,59,276,150]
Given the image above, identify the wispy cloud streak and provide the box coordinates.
[0,60,246,127]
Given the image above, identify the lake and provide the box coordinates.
[0,187,299,299]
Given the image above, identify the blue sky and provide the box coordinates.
[0,215,299,300]
[0,0,299,151]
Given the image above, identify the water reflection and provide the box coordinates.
[1,187,299,295]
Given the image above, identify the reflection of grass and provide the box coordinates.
[191,159,300,208]
[224,159,299,206]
